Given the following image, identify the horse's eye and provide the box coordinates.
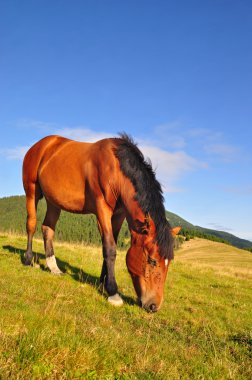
[147,255,157,267]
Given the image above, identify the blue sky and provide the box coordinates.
[0,0,251,241]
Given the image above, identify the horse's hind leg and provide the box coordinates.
[42,201,62,275]
[24,183,41,265]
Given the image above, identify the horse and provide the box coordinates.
[22,133,180,312]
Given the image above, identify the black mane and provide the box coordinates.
[115,133,174,259]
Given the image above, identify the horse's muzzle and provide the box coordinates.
[138,298,159,312]
[149,303,158,312]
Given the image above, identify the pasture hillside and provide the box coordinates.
[0,234,251,379]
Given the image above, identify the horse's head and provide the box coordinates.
[126,216,180,312]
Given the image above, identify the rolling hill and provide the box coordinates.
[0,195,251,250]
[166,210,252,250]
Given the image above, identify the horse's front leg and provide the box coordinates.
[96,203,123,306]
[100,235,123,306]
[101,235,118,295]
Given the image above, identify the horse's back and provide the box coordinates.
[23,136,121,213]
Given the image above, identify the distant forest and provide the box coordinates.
[0,196,129,247]
[0,196,251,252]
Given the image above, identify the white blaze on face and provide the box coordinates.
[165,259,169,267]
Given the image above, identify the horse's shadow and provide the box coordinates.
[2,245,136,306]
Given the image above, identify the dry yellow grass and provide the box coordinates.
[176,237,252,279]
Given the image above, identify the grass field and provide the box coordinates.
[0,234,251,379]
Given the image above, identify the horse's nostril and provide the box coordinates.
[149,303,157,312]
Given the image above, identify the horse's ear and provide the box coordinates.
[170,226,181,237]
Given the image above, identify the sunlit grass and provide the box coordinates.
[176,237,252,279]
[0,234,251,379]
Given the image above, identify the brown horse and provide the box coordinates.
[23,133,180,311]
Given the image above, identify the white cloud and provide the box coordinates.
[232,231,252,242]
[206,223,252,242]
[188,128,223,141]
[153,122,186,149]
[207,222,233,232]
[204,143,239,162]
[152,123,240,165]
[16,119,58,132]
[0,146,30,160]
[140,144,207,192]
[54,127,111,142]
[223,185,252,195]
[155,123,239,163]
[0,127,110,160]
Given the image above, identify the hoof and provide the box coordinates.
[46,256,63,275]
[24,261,32,266]
[51,269,63,275]
[108,293,123,307]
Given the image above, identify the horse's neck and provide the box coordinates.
[120,178,144,225]
[121,191,151,248]
[119,175,157,247]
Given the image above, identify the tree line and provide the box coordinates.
[1,196,251,252]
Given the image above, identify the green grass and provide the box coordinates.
[0,235,251,379]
